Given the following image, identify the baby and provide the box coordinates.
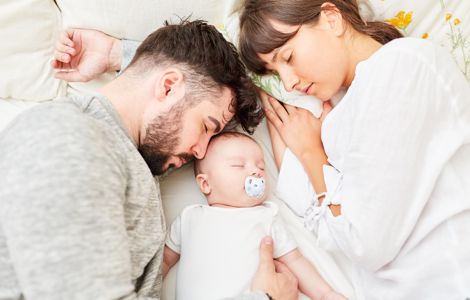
[162,132,345,300]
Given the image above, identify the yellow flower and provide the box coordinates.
[445,13,452,22]
[386,11,413,30]
[422,32,429,39]
[454,18,461,26]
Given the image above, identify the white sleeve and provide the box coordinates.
[312,44,469,271]
[277,148,315,216]
[271,215,297,258]
[165,215,182,254]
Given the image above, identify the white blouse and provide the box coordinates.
[311,38,470,299]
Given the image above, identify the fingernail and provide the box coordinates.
[263,236,273,245]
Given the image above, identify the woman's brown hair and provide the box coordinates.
[239,0,403,74]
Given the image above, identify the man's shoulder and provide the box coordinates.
[2,97,105,144]
[0,96,120,167]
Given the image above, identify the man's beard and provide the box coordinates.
[138,100,193,175]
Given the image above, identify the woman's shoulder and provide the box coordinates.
[369,37,442,65]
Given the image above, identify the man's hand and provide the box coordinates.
[251,236,299,300]
[51,28,122,82]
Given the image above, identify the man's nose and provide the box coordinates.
[192,139,209,160]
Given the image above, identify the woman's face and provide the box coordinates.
[258,10,351,101]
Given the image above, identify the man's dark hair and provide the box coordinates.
[127,19,263,134]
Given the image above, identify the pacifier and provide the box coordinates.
[244,176,266,198]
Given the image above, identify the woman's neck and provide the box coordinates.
[344,33,383,87]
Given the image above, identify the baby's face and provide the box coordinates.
[201,136,268,207]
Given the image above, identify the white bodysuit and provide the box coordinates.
[166,201,296,300]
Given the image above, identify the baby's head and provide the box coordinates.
[194,132,268,208]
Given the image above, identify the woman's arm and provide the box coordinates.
[261,95,340,216]
[259,91,286,170]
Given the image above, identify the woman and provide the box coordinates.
[239,0,470,299]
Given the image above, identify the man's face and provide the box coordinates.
[139,87,234,175]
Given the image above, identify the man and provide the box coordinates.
[0,20,297,299]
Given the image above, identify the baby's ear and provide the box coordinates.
[196,174,211,195]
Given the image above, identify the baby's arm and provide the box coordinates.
[163,245,180,278]
[278,249,346,300]
[164,215,182,278]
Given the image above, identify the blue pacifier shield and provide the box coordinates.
[245,176,265,198]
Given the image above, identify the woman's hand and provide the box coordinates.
[51,28,122,82]
[260,91,332,160]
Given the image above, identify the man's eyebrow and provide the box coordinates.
[208,116,221,134]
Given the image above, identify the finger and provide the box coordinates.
[54,51,71,64]
[259,91,273,110]
[257,236,276,274]
[264,108,284,131]
[54,70,88,82]
[51,59,72,70]
[60,29,75,47]
[320,101,333,122]
[267,96,289,122]
[283,102,298,115]
[55,41,76,56]
[273,260,298,283]
[50,59,63,69]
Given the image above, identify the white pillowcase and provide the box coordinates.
[0,0,63,101]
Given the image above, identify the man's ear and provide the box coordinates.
[154,68,185,101]
[196,174,211,195]
[320,2,346,37]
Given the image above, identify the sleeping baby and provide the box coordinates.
[162,131,346,300]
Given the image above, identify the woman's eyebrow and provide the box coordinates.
[271,48,281,63]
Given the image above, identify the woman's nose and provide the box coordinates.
[278,68,299,92]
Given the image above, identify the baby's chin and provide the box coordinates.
[247,194,268,207]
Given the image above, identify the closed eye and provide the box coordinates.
[231,165,244,168]
[286,52,293,63]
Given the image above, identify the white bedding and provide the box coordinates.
[1,0,469,299]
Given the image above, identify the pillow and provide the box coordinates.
[366,0,470,81]
[56,0,243,96]
[0,0,63,101]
